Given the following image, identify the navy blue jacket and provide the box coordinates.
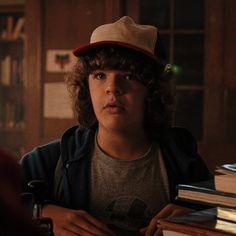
[20,126,211,211]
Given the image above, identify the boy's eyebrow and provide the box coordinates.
[89,69,133,75]
[90,69,105,72]
[89,70,103,74]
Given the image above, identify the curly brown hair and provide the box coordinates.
[66,45,175,140]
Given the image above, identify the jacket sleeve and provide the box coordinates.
[174,127,212,183]
[160,127,212,203]
[20,140,61,200]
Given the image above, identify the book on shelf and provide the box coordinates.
[157,207,236,236]
[0,15,25,40]
[11,58,23,85]
[0,56,23,86]
[7,15,14,39]
[215,163,236,194]
[12,17,25,40]
[0,102,25,129]
[1,55,11,85]
[176,179,236,209]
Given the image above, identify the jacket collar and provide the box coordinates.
[60,125,97,165]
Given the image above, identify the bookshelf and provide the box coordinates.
[0,4,25,157]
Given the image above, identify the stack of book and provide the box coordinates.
[176,163,236,209]
[157,163,236,235]
[157,206,236,236]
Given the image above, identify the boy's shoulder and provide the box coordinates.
[165,126,196,142]
[160,126,198,153]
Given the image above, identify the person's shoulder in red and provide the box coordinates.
[0,147,39,236]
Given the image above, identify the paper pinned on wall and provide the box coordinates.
[44,82,73,118]
[46,49,76,73]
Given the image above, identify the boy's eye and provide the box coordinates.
[94,72,105,80]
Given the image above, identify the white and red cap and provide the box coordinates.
[73,16,165,62]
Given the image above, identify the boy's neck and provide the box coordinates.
[96,127,151,161]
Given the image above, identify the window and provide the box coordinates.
[139,0,205,140]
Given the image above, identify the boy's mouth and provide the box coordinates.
[103,102,125,113]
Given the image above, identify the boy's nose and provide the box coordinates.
[105,77,123,95]
[105,85,122,95]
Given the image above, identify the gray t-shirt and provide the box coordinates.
[89,138,170,231]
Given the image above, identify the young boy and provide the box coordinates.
[21,16,211,236]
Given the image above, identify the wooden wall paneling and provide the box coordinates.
[124,0,139,22]
[224,0,236,89]
[223,0,236,147]
[24,0,43,152]
[202,0,225,144]
[200,0,225,171]
[200,0,236,171]
[104,0,123,22]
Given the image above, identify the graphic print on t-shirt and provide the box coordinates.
[103,196,152,230]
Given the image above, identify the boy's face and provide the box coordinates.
[88,69,148,133]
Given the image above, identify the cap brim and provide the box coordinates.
[72,41,157,61]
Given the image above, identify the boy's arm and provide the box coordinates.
[20,140,61,198]
[42,204,115,236]
[139,203,194,236]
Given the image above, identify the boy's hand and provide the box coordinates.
[139,203,194,236]
[42,204,116,236]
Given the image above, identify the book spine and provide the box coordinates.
[0,15,25,40]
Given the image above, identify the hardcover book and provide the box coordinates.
[157,207,236,236]
[215,163,236,194]
[216,163,236,175]
[176,180,236,209]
